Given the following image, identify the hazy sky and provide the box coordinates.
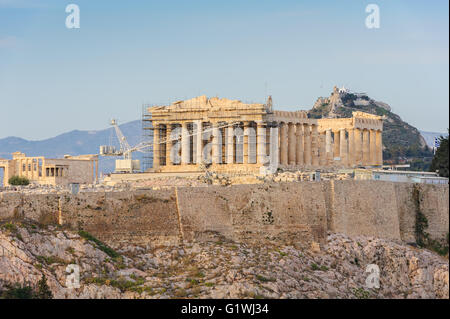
[0,0,448,140]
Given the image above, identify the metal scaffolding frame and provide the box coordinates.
[141,104,154,172]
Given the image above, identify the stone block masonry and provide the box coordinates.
[0,181,448,247]
[176,183,327,245]
[328,181,401,240]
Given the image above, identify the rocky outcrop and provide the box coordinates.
[309,86,430,164]
[1,223,447,299]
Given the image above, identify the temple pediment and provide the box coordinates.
[150,95,267,112]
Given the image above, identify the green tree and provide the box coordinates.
[1,284,34,299]
[430,131,449,177]
[36,274,53,299]
[8,175,30,186]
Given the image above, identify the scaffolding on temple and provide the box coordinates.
[141,104,154,172]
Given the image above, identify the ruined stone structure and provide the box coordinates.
[146,96,384,173]
[0,152,99,186]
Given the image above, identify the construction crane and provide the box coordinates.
[111,119,131,158]
[99,119,151,173]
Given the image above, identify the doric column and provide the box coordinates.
[257,122,266,164]
[153,124,160,168]
[280,122,288,166]
[95,159,99,182]
[248,123,257,164]
[348,128,355,167]
[288,123,296,165]
[212,123,221,164]
[362,129,370,165]
[370,129,377,165]
[376,130,383,165]
[181,122,190,165]
[165,124,173,166]
[270,124,279,168]
[354,128,362,165]
[296,124,304,165]
[226,125,234,164]
[243,122,250,164]
[325,129,332,165]
[303,124,311,166]
[311,124,319,166]
[319,132,327,166]
[29,159,34,180]
[340,129,348,166]
[333,130,340,161]
[195,120,203,165]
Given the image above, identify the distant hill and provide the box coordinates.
[420,131,449,148]
[308,86,434,169]
[0,120,150,176]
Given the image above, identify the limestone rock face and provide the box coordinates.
[373,101,391,111]
[313,97,330,109]
[0,224,448,299]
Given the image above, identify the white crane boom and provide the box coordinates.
[111,119,132,159]
[99,119,151,173]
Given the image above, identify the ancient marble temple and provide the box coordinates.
[145,96,383,173]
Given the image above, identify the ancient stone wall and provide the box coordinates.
[60,190,180,246]
[0,181,448,247]
[393,183,417,243]
[418,184,449,243]
[176,183,327,246]
[327,181,401,240]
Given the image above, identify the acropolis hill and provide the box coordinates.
[0,93,448,299]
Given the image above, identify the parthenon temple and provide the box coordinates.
[146,96,384,173]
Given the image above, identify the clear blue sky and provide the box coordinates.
[0,0,448,140]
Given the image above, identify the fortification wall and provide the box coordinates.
[177,183,327,246]
[0,190,180,246]
[327,181,401,240]
[394,183,417,243]
[60,190,180,246]
[0,181,447,247]
[419,184,449,242]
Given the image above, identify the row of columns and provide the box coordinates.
[278,122,317,166]
[154,121,272,167]
[15,158,44,180]
[322,128,382,166]
[153,121,383,169]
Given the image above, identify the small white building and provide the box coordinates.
[371,170,448,184]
